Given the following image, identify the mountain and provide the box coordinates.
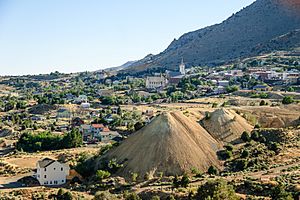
[97,112,221,179]
[123,0,300,74]
[104,60,137,72]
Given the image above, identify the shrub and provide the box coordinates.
[196,179,239,200]
[218,150,232,160]
[251,131,260,141]
[224,144,234,151]
[282,96,294,104]
[180,174,190,188]
[254,124,261,129]
[241,131,251,142]
[208,166,218,175]
[124,192,141,200]
[94,191,118,200]
[151,196,160,200]
[241,150,249,158]
[96,170,111,181]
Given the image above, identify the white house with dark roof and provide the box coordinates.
[35,158,69,186]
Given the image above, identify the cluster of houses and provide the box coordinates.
[80,123,121,143]
[144,59,300,93]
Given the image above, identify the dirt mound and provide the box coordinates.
[100,111,221,178]
[236,105,300,128]
[201,108,253,143]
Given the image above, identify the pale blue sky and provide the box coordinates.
[0,0,256,75]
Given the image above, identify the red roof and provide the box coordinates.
[103,127,110,132]
[92,124,105,129]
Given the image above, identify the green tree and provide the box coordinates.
[282,96,294,104]
[241,131,251,142]
[180,174,190,188]
[208,166,218,175]
[63,128,82,149]
[96,170,111,181]
[196,179,239,200]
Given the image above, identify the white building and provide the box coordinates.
[145,75,168,89]
[35,158,70,186]
[179,58,186,75]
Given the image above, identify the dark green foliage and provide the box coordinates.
[271,185,293,200]
[196,179,239,200]
[241,131,251,142]
[218,150,232,160]
[251,131,260,141]
[241,150,249,158]
[224,144,234,151]
[208,166,218,175]
[16,129,82,152]
[233,159,248,171]
[124,192,141,200]
[180,174,190,188]
[56,189,73,200]
[254,124,261,129]
[282,96,294,105]
[260,100,266,106]
[134,122,144,131]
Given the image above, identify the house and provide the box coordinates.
[71,117,84,127]
[218,80,229,87]
[145,75,168,89]
[81,102,91,109]
[98,89,114,97]
[253,85,272,91]
[100,128,122,143]
[74,95,88,103]
[35,158,69,186]
[56,108,72,119]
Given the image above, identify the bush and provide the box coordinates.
[180,174,190,188]
[94,191,118,200]
[151,196,160,200]
[282,96,294,104]
[96,170,111,181]
[251,131,260,141]
[260,100,266,106]
[241,131,251,142]
[224,144,233,151]
[241,150,249,158]
[218,150,232,160]
[196,179,239,200]
[254,124,261,129]
[124,192,141,200]
[208,166,218,175]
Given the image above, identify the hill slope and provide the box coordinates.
[201,108,253,143]
[99,112,222,178]
[123,0,300,73]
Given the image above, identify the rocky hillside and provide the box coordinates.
[123,0,300,73]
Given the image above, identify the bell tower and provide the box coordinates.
[179,58,186,75]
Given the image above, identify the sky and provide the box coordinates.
[0,0,256,75]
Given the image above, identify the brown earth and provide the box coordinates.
[201,108,253,143]
[100,111,222,179]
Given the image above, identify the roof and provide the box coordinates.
[92,124,105,129]
[103,127,111,132]
[37,158,55,168]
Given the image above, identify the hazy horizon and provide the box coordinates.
[0,0,256,76]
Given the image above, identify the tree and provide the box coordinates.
[251,131,260,141]
[125,192,141,200]
[131,172,138,182]
[196,179,239,200]
[260,100,266,106]
[180,174,190,188]
[151,196,160,200]
[94,191,118,200]
[271,185,293,200]
[241,131,251,142]
[208,166,218,175]
[241,150,249,158]
[96,170,111,181]
[63,128,82,149]
[282,96,294,104]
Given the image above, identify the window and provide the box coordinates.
[54,168,56,170]
[44,175,47,178]
[62,180,65,183]
[61,167,63,171]
[50,181,52,184]
[44,168,46,171]
[54,180,58,184]
[37,175,40,178]
[44,181,48,185]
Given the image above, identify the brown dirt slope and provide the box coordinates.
[201,108,253,143]
[101,111,222,178]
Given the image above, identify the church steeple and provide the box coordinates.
[179,57,186,75]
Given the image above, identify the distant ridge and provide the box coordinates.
[122,0,300,74]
